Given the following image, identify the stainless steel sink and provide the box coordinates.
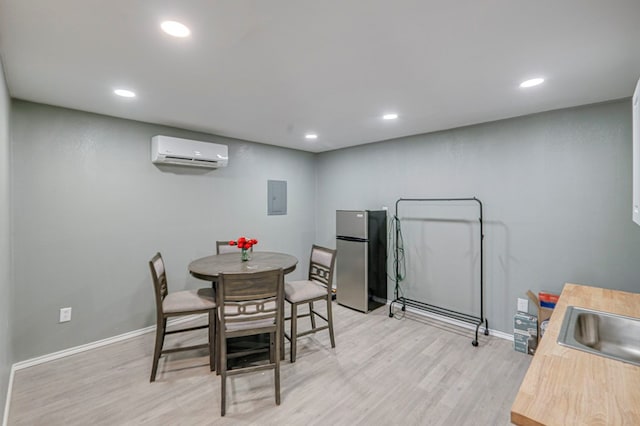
[557,306,640,367]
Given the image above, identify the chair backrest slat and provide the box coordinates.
[217,268,284,331]
[308,245,337,291]
[149,252,168,303]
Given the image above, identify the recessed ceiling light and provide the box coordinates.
[161,21,191,38]
[114,89,136,98]
[305,133,318,140]
[383,113,398,120]
[520,78,544,88]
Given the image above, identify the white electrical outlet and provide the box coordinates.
[59,307,72,323]
[517,298,528,313]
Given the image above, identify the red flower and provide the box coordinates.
[228,236,258,251]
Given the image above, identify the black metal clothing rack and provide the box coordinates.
[388,197,489,346]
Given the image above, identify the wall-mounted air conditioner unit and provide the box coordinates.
[151,135,229,168]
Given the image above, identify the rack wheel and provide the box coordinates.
[484,329,489,336]
[401,306,406,311]
[472,340,478,347]
[389,312,394,318]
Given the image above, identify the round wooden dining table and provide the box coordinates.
[189,251,298,363]
[188,251,298,281]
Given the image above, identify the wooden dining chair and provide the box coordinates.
[148,252,217,382]
[216,240,238,255]
[216,268,284,416]
[284,245,337,362]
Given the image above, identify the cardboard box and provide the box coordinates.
[514,312,538,355]
[527,290,556,339]
[513,331,531,353]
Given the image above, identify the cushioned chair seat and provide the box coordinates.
[285,280,326,303]
[163,288,216,313]
[284,245,337,362]
[148,252,217,382]
[217,269,284,416]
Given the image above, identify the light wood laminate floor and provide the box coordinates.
[8,303,531,425]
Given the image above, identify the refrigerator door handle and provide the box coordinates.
[336,236,369,242]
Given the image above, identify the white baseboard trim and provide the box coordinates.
[387,300,513,342]
[3,314,204,426]
[12,314,203,371]
[2,366,15,426]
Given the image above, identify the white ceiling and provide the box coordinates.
[1,1,639,153]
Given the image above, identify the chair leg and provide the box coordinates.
[220,333,227,416]
[327,296,336,348]
[280,320,285,361]
[269,329,275,364]
[208,309,216,372]
[290,303,298,363]
[309,301,316,329]
[280,299,285,361]
[216,316,222,375]
[274,330,281,405]
[150,316,166,382]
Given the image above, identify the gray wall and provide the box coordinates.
[0,58,12,419]
[11,101,316,361]
[8,96,640,362]
[316,100,640,333]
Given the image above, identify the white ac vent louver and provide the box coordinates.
[151,135,228,168]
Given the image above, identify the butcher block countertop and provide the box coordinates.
[511,283,640,426]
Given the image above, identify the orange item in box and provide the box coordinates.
[539,291,559,308]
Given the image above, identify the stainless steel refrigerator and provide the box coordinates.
[336,210,387,313]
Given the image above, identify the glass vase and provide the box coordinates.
[241,248,250,261]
